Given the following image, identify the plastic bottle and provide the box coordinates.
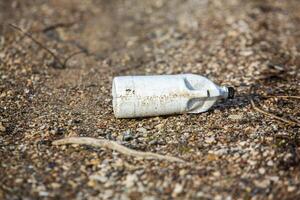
[112,74,234,118]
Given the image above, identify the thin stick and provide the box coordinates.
[265,95,300,100]
[62,51,85,67]
[250,98,300,127]
[42,22,75,33]
[9,23,64,67]
[52,137,185,163]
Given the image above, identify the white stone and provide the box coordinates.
[267,160,274,166]
[125,174,138,188]
[288,186,296,192]
[205,137,216,144]
[258,168,266,175]
[228,114,243,120]
[173,183,183,194]
[90,174,108,183]
[254,179,270,188]
[137,127,147,133]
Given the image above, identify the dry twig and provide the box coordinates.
[42,22,75,33]
[9,23,64,67]
[264,95,300,100]
[250,97,300,127]
[9,23,84,69]
[52,137,185,163]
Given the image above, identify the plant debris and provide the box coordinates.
[53,137,185,163]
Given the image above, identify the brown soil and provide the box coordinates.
[1,0,300,199]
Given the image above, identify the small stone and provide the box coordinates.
[87,180,97,188]
[125,174,137,188]
[179,169,187,176]
[228,114,243,120]
[144,196,157,200]
[119,194,130,200]
[240,50,253,57]
[155,123,164,130]
[267,160,274,166]
[287,186,296,192]
[90,174,108,183]
[207,131,214,136]
[102,190,113,199]
[51,183,61,189]
[172,183,183,195]
[254,179,270,188]
[239,141,247,147]
[0,122,6,132]
[123,130,134,141]
[0,52,5,59]
[88,159,100,166]
[247,160,257,166]
[205,136,216,144]
[212,171,221,177]
[39,191,49,197]
[207,154,218,161]
[137,127,147,133]
[258,168,266,175]
[268,176,279,182]
[284,153,293,161]
[214,195,222,200]
[15,178,23,183]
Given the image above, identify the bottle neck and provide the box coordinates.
[218,86,228,99]
[219,86,235,99]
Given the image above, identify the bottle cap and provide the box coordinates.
[227,87,235,99]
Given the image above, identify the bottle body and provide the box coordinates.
[112,74,233,118]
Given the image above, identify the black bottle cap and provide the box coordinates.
[227,87,235,99]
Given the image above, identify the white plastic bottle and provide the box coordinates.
[112,74,234,118]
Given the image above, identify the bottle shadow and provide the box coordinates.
[210,84,264,113]
[210,94,252,113]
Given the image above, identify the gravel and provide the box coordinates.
[1,0,300,199]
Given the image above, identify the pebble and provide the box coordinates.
[239,50,253,57]
[122,130,134,141]
[125,174,138,188]
[0,122,6,132]
[254,179,270,188]
[212,171,221,177]
[172,183,183,196]
[247,160,257,166]
[228,114,243,120]
[258,168,266,175]
[144,196,157,200]
[90,174,108,183]
[2,1,299,199]
[38,191,49,197]
[214,195,223,200]
[136,127,147,133]
[287,186,296,192]
[267,160,274,167]
[50,182,61,189]
[205,136,216,144]
[102,190,113,199]
[154,123,164,130]
[268,176,279,182]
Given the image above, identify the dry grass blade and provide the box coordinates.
[265,95,300,100]
[52,137,185,163]
[9,23,83,69]
[42,22,75,33]
[62,51,85,67]
[250,97,300,127]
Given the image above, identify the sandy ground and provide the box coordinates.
[1,0,300,199]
